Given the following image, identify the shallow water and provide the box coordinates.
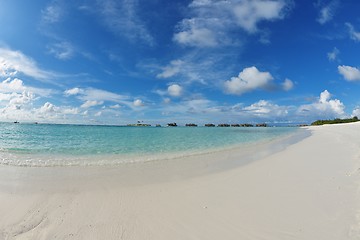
[0,123,300,166]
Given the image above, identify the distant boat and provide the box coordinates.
[14,121,19,124]
[167,123,177,127]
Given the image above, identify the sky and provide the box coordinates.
[0,0,360,125]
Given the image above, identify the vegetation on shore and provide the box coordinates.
[311,116,359,126]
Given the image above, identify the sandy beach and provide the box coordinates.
[0,122,360,240]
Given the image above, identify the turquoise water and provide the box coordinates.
[0,122,300,166]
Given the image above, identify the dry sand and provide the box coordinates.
[0,122,360,240]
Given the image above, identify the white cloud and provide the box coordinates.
[173,25,219,47]
[338,65,360,81]
[82,88,129,102]
[42,0,64,23]
[297,90,345,119]
[0,47,55,82]
[40,102,57,113]
[224,66,273,95]
[352,107,360,118]
[0,78,26,92]
[65,87,129,103]
[157,60,184,79]
[243,100,288,117]
[8,91,35,107]
[96,0,154,45]
[316,0,338,25]
[282,78,294,91]
[48,41,74,60]
[0,78,54,97]
[109,104,121,109]
[327,47,339,61]
[167,84,183,97]
[94,111,102,117]
[64,86,143,111]
[174,0,290,47]
[133,99,144,107]
[153,53,226,84]
[232,0,287,33]
[62,107,79,115]
[36,102,80,121]
[81,100,104,108]
[346,23,360,41]
[64,87,83,96]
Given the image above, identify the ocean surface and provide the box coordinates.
[0,122,301,166]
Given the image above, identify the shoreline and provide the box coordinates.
[1,123,359,239]
[0,127,305,167]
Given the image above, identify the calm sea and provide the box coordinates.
[0,122,300,166]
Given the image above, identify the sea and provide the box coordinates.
[0,122,302,167]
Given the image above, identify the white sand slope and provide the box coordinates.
[0,122,359,240]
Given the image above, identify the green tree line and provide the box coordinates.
[311,116,359,126]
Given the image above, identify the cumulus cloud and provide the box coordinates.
[167,84,183,97]
[37,102,80,121]
[352,107,360,118]
[316,0,338,25]
[224,66,273,95]
[133,99,144,107]
[338,65,360,81]
[173,0,290,47]
[232,0,288,32]
[0,78,26,92]
[282,78,294,91]
[297,90,345,119]
[40,102,57,113]
[346,23,360,41]
[0,78,54,97]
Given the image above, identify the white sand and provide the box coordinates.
[1,122,360,240]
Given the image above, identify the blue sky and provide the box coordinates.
[1,0,360,125]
